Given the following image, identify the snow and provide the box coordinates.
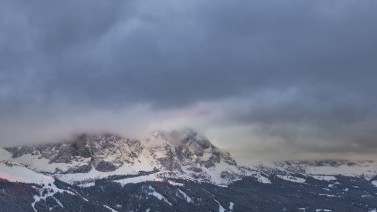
[0,132,264,188]
[57,156,156,185]
[0,161,54,184]
[315,209,332,212]
[277,175,306,183]
[31,137,243,187]
[0,161,89,212]
[53,197,64,208]
[146,186,172,206]
[319,194,340,198]
[256,175,271,184]
[80,181,95,187]
[111,160,242,187]
[4,136,159,179]
[229,202,234,211]
[204,161,242,185]
[168,180,184,186]
[4,133,377,206]
[103,205,118,212]
[5,134,377,212]
[10,152,91,174]
[306,162,377,180]
[214,199,226,212]
[246,171,271,184]
[259,160,377,181]
[177,188,192,203]
[31,180,77,212]
[115,173,162,186]
[312,175,337,181]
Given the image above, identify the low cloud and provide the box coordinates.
[1,0,377,161]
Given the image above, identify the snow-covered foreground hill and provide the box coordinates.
[1,129,377,211]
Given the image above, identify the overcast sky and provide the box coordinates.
[1,0,377,162]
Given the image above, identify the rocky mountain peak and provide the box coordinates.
[145,129,237,172]
[3,129,241,185]
[146,129,215,156]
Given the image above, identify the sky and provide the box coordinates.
[1,0,377,162]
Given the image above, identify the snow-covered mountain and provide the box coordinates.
[267,160,377,180]
[1,129,377,211]
[2,129,247,187]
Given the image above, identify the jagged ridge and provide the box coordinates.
[4,129,243,186]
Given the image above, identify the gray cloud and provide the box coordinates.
[1,0,377,161]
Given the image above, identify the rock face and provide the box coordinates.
[145,129,238,175]
[2,129,377,211]
[4,129,241,185]
[6,134,145,174]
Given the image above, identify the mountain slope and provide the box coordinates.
[1,129,377,211]
[4,130,248,187]
[0,161,112,212]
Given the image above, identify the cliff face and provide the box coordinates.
[4,130,242,186]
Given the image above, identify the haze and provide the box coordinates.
[1,0,377,163]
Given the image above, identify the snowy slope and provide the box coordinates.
[2,130,377,189]
[0,161,53,184]
[264,160,377,180]
[2,130,253,187]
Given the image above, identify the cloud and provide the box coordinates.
[1,0,377,161]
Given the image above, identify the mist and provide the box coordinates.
[1,0,377,162]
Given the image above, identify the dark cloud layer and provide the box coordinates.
[1,0,377,160]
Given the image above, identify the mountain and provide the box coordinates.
[1,129,377,211]
[3,129,245,187]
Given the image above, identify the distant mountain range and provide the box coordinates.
[1,129,377,211]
